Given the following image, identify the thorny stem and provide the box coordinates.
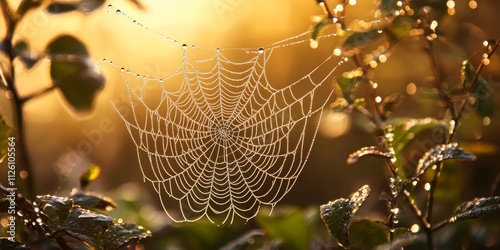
[0,0,36,199]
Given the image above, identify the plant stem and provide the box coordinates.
[0,0,35,199]
[424,38,499,250]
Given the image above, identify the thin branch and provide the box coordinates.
[0,0,35,200]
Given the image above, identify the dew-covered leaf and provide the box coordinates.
[350,219,389,249]
[80,164,101,189]
[103,222,151,249]
[320,185,371,248]
[389,176,408,197]
[347,146,393,164]
[60,207,114,247]
[381,93,404,120]
[257,208,310,250]
[37,195,74,224]
[70,190,116,211]
[453,196,500,221]
[415,143,476,177]
[47,35,104,112]
[343,30,381,51]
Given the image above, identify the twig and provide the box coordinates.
[0,0,35,199]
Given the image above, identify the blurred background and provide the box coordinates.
[1,0,500,248]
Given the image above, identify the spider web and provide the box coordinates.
[101,5,346,224]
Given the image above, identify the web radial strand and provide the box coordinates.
[105,5,344,224]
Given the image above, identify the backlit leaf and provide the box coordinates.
[461,60,495,118]
[350,219,389,249]
[343,30,381,51]
[257,208,310,250]
[80,164,101,189]
[381,93,404,120]
[415,143,476,177]
[379,0,399,14]
[387,118,450,178]
[347,146,393,165]
[47,35,104,112]
[70,190,116,211]
[389,16,413,41]
[311,18,332,41]
[335,68,364,103]
[453,196,500,221]
[320,185,371,248]
[47,0,107,14]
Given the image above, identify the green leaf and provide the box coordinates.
[47,35,104,112]
[47,35,89,56]
[70,190,116,211]
[0,115,15,157]
[46,3,79,14]
[374,231,426,250]
[414,143,476,177]
[80,164,101,189]
[387,118,450,178]
[220,229,266,250]
[311,18,332,41]
[453,196,500,221]
[103,222,151,249]
[38,195,74,225]
[320,185,371,248]
[390,16,413,41]
[257,207,311,250]
[47,0,106,14]
[335,68,364,102]
[379,0,399,14]
[349,219,389,249]
[461,60,495,118]
[381,93,404,120]
[343,30,381,51]
[347,146,393,165]
[61,207,114,247]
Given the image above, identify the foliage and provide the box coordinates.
[0,0,150,249]
[0,0,499,249]
[309,0,500,249]
[0,165,150,249]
